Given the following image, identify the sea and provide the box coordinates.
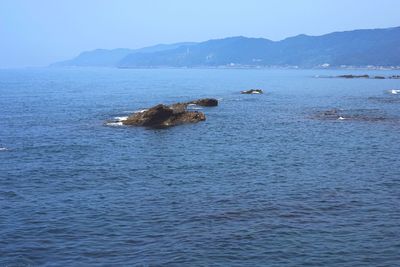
[1,68,400,266]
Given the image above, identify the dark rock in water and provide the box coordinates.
[374,76,385,79]
[337,74,369,79]
[123,103,206,128]
[241,89,263,94]
[189,98,218,106]
[115,98,217,128]
[389,75,400,79]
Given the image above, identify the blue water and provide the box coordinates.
[1,68,400,266]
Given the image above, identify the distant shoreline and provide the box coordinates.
[3,65,400,71]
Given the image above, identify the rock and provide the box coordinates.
[169,102,189,112]
[337,74,369,79]
[170,98,219,109]
[164,110,206,127]
[336,75,400,79]
[123,104,173,127]
[123,103,205,128]
[189,98,218,106]
[116,98,217,128]
[241,89,263,94]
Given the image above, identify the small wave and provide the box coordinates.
[135,109,148,113]
[337,116,346,120]
[106,113,131,127]
[188,103,196,106]
[106,122,124,127]
[0,147,8,151]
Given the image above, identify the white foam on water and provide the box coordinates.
[388,89,400,95]
[251,91,261,94]
[0,147,8,151]
[338,116,346,120]
[188,104,196,106]
[135,109,148,113]
[114,116,128,121]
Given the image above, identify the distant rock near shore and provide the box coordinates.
[120,98,218,128]
[337,74,370,79]
[241,89,263,94]
[335,74,400,79]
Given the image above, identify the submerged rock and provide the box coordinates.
[241,89,263,94]
[369,96,400,104]
[120,98,217,128]
[315,109,341,120]
[314,108,390,122]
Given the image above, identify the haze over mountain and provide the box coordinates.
[52,43,196,67]
[53,26,400,68]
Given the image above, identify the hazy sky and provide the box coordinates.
[1,0,399,68]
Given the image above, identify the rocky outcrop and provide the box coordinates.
[121,98,217,128]
[123,104,205,127]
[241,89,263,94]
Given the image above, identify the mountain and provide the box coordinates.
[118,37,276,68]
[53,26,400,68]
[51,42,196,67]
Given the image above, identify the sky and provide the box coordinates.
[1,0,399,68]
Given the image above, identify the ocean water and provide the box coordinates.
[1,68,400,266]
